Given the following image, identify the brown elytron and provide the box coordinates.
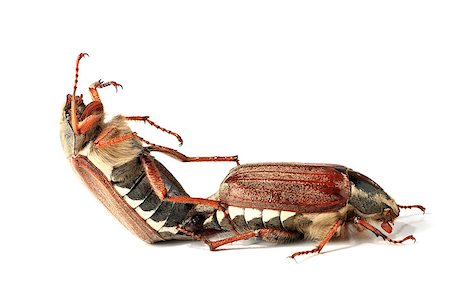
[219,163,350,213]
[72,156,163,243]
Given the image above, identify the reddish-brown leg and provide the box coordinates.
[290,219,344,258]
[136,135,239,165]
[71,52,89,134]
[142,154,221,208]
[73,52,89,96]
[93,129,135,149]
[141,155,238,232]
[89,80,123,102]
[78,114,104,135]
[177,227,300,251]
[93,131,239,167]
[162,195,222,209]
[126,116,184,146]
[77,101,105,134]
[398,204,426,214]
[81,101,103,120]
[176,226,221,247]
[354,217,416,244]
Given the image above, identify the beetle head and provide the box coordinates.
[346,170,399,233]
[60,91,105,159]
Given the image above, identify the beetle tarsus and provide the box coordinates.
[354,217,417,244]
[397,235,416,244]
[398,204,426,214]
[88,80,123,103]
[290,219,343,259]
[97,80,123,92]
[73,53,89,96]
[126,116,184,146]
[289,247,321,259]
[176,225,216,250]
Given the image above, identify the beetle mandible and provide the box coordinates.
[61,53,425,258]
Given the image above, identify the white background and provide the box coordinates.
[1,1,448,299]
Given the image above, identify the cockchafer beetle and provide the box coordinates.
[61,53,425,259]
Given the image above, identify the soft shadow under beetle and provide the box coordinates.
[61,53,425,259]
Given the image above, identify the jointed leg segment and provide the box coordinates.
[141,155,238,232]
[93,124,239,165]
[177,227,301,251]
[290,219,344,258]
[139,138,239,165]
[178,218,344,258]
[89,80,123,102]
[71,52,89,134]
[127,116,184,146]
[73,53,89,96]
[398,204,426,213]
[94,131,135,149]
[354,217,416,244]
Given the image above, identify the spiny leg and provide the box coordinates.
[71,52,89,134]
[141,155,238,233]
[93,131,239,167]
[177,227,301,251]
[89,80,123,102]
[354,217,416,244]
[93,130,239,164]
[398,204,426,214]
[176,226,219,247]
[93,130,135,149]
[126,116,184,146]
[290,219,344,259]
[136,135,239,165]
[73,52,89,96]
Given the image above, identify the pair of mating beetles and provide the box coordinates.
[60,53,425,258]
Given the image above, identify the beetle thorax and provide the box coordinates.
[348,184,399,219]
[77,116,144,180]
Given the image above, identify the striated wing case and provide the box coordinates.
[218,163,351,213]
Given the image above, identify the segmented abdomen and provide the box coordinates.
[110,155,193,240]
[202,163,351,237]
[203,205,301,233]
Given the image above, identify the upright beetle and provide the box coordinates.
[61,53,425,258]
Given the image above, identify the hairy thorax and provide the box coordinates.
[79,115,143,179]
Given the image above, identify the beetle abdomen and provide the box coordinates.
[77,148,194,241]
[111,155,194,239]
[72,155,163,243]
